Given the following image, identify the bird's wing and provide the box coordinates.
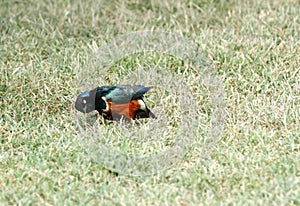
[130,85,152,100]
[99,85,151,104]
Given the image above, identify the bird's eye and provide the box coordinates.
[83,99,87,104]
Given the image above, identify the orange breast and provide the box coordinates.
[107,100,141,120]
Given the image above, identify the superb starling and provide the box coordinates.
[75,85,156,121]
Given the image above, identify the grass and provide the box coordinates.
[1,0,300,205]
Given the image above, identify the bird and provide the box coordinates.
[75,85,156,121]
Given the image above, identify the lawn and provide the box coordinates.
[1,0,300,205]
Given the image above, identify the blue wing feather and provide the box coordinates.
[97,85,151,103]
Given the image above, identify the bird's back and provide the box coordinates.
[97,85,151,104]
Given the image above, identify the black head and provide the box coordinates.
[75,90,97,113]
[75,88,108,114]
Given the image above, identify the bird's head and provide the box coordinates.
[75,90,96,113]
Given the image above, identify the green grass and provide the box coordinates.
[1,0,300,205]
